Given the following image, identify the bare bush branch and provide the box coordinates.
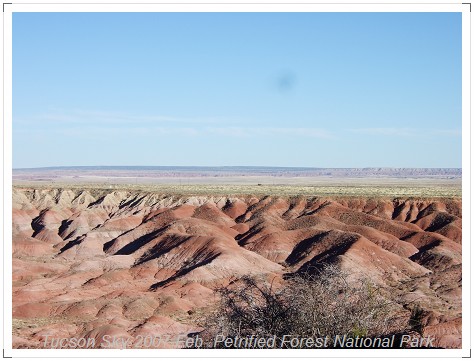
[197,264,411,348]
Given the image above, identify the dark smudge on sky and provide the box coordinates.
[276,71,297,92]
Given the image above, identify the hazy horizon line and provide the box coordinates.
[13,165,463,171]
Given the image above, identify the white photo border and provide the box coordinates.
[1,1,470,359]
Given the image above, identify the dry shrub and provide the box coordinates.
[198,264,410,348]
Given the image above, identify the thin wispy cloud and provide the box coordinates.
[346,127,461,137]
[346,127,418,137]
[39,112,177,124]
[431,129,462,136]
[14,109,228,127]
[14,124,333,139]
[13,110,333,139]
[206,127,333,139]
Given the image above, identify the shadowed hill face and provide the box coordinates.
[12,188,462,349]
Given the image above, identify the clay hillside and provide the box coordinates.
[12,188,462,348]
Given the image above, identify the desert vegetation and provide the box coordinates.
[196,264,422,348]
[12,182,461,198]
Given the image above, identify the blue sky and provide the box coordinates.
[12,12,462,168]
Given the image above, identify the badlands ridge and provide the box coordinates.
[12,187,462,348]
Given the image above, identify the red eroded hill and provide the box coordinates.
[12,188,462,348]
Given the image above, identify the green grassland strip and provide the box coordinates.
[12,182,461,198]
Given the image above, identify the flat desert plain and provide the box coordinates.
[11,168,462,349]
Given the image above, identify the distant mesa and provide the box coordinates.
[12,166,462,180]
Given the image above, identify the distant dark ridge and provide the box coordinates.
[14,165,322,172]
[13,166,461,179]
[13,166,462,171]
